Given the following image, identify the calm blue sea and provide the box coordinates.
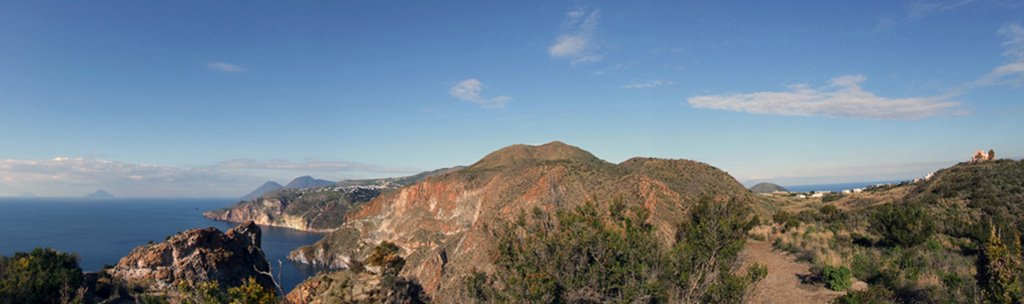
[783,180,904,193]
[0,198,325,292]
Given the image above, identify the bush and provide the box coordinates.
[0,248,84,303]
[773,211,800,230]
[177,277,277,304]
[227,277,277,304]
[475,198,762,303]
[871,203,935,248]
[849,253,879,283]
[822,193,843,203]
[822,265,852,291]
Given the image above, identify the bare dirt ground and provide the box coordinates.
[739,240,845,304]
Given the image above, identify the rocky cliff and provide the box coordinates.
[107,221,274,294]
[207,168,463,232]
[205,187,381,232]
[287,141,755,302]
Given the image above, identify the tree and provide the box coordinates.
[871,203,935,248]
[0,248,84,304]
[672,198,759,303]
[989,149,996,160]
[977,225,1022,303]
[366,241,405,275]
[227,277,276,304]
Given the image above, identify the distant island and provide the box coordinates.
[749,182,788,194]
[17,192,37,197]
[239,176,335,201]
[84,189,115,198]
[240,181,284,201]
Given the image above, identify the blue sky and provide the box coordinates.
[1,1,1022,197]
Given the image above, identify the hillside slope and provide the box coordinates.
[288,141,755,302]
[754,159,1024,303]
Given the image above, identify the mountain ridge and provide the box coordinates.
[287,141,756,302]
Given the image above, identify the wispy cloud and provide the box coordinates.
[908,0,978,18]
[687,75,961,119]
[217,159,418,175]
[0,157,419,197]
[974,23,1024,86]
[207,61,245,73]
[622,80,674,89]
[449,79,512,108]
[594,63,632,76]
[548,7,602,64]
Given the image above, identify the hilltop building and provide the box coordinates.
[971,149,995,163]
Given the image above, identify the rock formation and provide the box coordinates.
[287,141,756,302]
[107,221,274,293]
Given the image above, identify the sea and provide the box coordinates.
[0,198,325,292]
[783,180,904,193]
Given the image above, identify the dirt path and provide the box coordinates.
[739,240,844,304]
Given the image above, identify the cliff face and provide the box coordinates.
[205,187,381,232]
[288,141,755,302]
[207,169,464,232]
[108,221,274,293]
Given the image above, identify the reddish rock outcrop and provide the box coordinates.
[108,221,274,293]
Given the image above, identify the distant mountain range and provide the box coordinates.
[749,182,788,194]
[84,189,115,198]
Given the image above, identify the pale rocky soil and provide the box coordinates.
[739,240,845,304]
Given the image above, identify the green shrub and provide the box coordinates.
[0,248,84,303]
[476,198,761,303]
[773,211,800,229]
[821,193,843,203]
[822,265,852,291]
[871,203,935,248]
[849,253,878,282]
[226,277,277,304]
[977,225,1023,303]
